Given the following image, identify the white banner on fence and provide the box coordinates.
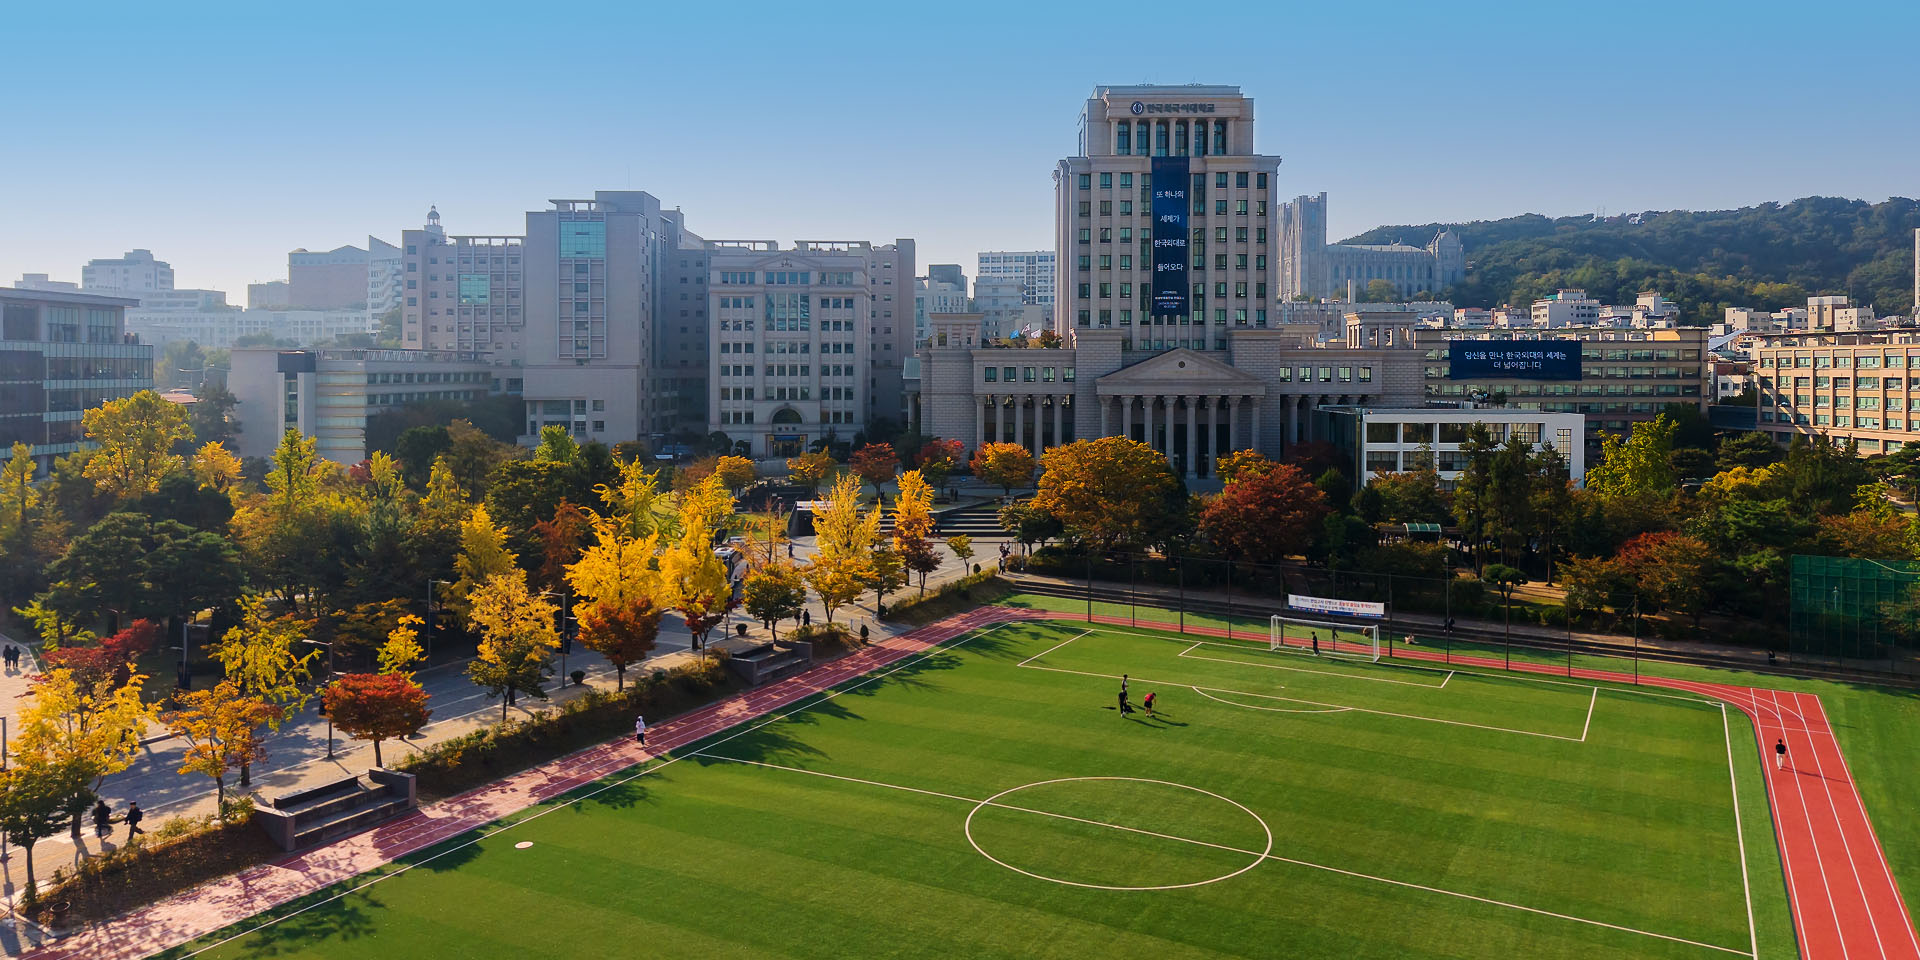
[1286,594,1386,619]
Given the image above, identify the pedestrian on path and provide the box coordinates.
[125,801,144,836]
[802,609,811,628]
[92,799,113,838]
[634,715,647,745]
[3,643,16,671]
[1775,737,1788,770]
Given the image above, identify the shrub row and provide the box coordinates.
[396,655,735,802]
[883,572,1010,625]
[27,799,276,927]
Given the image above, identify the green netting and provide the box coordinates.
[1789,554,1920,660]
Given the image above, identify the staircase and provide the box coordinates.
[254,769,417,851]
[934,501,1012,537]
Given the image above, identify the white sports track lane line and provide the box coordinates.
[1721,704,1761,960]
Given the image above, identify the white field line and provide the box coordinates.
[1439,671,1454,689]
[1177,644,1448,689]
[1080,623,1716,705]
[1790,690,1886,958]
[1016,629,1093,667]
[699,753,1752,958]
[1021,645,1584,742]
[171,616,1021,959]
[1189,686,1351,714]
[1722,704,1761,960]
[1581,687,1598,742]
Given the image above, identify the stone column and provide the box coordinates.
[1120,395,1131,441]
[1099,395,1110,438]
[1250,398,1262,454]
[975,396,987,451]
[1185,397,1198,478]
[1205,397,1218,475]
[1302,397,1315,444]
[1143,396,1156,454]
[1227,396,1239,453]
[1031,399,1045,461]
[1014,396,1025,449]
[1052,396,1063,450]
[1286,396,1299,445]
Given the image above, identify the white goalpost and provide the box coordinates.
[1269,615,1381,662]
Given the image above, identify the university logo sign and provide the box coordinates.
[1130,101,1216,115]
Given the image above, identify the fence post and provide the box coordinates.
[1631,594,1641,684]
[1226,561,1236,641]
[1444,578,1452,664]
[1130,555,1137,626]
[1178,560,1185,632]
[1086,556,1094,622]
[1386,573,1395,659]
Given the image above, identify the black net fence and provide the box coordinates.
[1789,554,1920,664]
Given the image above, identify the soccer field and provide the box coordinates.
[165,618,1799,960]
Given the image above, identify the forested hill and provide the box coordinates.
[1344,196,1920,323]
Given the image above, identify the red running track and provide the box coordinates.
[17,604,1917,959]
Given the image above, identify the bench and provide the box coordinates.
[725,640,815,686]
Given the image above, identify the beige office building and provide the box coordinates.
[1755,331,1920,454]
[707,240,914,457]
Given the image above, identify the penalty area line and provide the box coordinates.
[698,753,1752,957]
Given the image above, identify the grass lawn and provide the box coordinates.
[161,613,1805,960]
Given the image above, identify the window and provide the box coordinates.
[1078,174,1091,190]
[1099,172,1112,188]
[559,221,605,258]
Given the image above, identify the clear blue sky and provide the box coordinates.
[4,0,1915,298]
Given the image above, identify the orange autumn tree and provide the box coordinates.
[849,443,898,502]
[323,672,431,767]
[1198,461,1328,566]
[970,442,1036,497]
[1030,438,1175,552]
[162,680,280,818]
[575,598,661,690]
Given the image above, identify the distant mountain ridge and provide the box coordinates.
[1343,196,1920,323]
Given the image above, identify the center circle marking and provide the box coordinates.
[963,776,1272,890]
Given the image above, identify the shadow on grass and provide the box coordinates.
[151,884,385,959]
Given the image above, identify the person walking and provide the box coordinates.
[125,801,144,836]
[801,609,811,628]
[92,799,113,838]
[1775,737,1788,770]
[634,714,647,746]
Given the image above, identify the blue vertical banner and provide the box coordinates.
[1150,156,1189,317]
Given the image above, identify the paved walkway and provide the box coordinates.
[13,602,1920,960]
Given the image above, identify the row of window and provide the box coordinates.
[1762,377,1910,390]
[1780,395,1917,410]
[1079,309,1272,328]
[981,366,1076,383]
[1760,354,1917,369]
[1078,281,1267,301]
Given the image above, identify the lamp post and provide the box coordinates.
[308,638,338,760]
[426,579,452,665]
[539,590,573,686]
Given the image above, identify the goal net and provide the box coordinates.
[1269,615,1381,663]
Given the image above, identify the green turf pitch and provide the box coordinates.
[167,620,1796,960]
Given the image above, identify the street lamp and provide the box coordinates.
[307,637,338,760]
[539,590,574,686]
[426,579,453,664]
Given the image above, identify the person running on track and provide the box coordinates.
[1775,737,1788,770]
[1311,631,1321,656]
[635,714,647,745]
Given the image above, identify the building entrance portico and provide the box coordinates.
[1093,349,1268,480]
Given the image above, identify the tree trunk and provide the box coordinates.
[616,664,626,691]
[240,761,251,787]
[215,775,226,820]
[373,739,383,767]
[23,841,34,894]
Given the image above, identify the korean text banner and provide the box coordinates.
[1447,340,1582,380]
[1150,156,1189,317]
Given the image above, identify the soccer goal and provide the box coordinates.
[1270,615,1381,662]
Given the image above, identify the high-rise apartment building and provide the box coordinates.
[81,249,173,295]
[707,238,914,456]
[1056,85,1282,350]
[914,273,968,342]
[976,250,1055,306]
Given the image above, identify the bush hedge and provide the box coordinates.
[396,655,734,802]
[27,803,278,927]
[884,572,1011,625]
